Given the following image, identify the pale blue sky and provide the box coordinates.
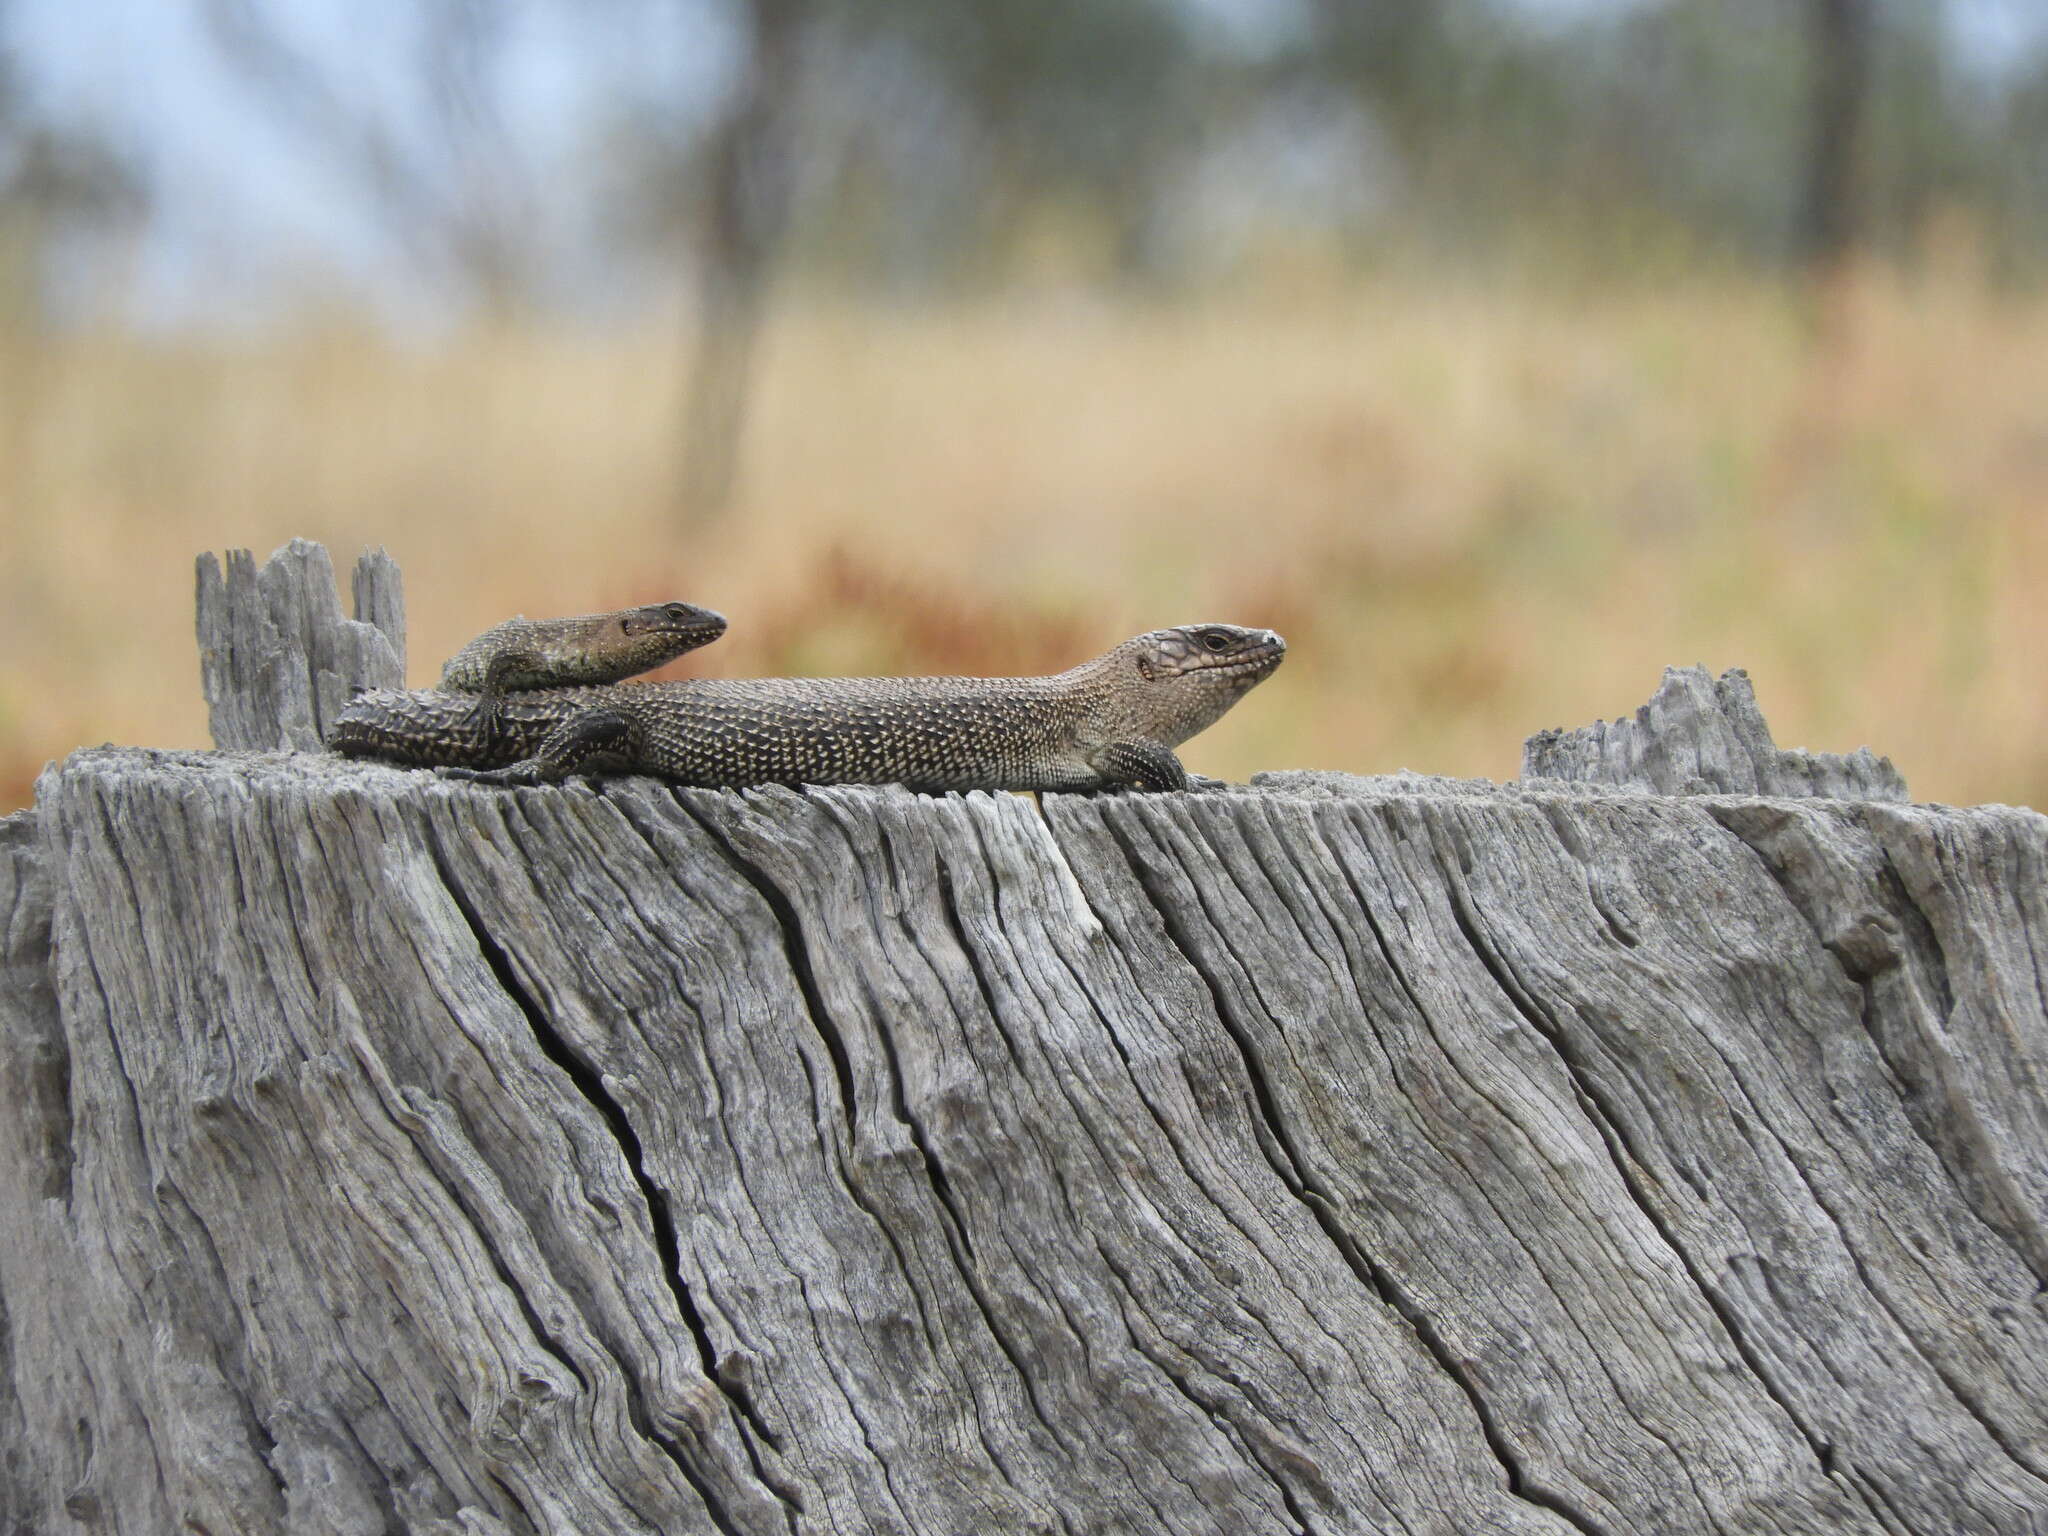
[10,0,2046,321]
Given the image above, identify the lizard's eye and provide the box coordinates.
[1200,631,1231,653]
[665,604,691,622]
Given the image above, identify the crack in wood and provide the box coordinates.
[670,794,862,1140]
[418,826,794,1536]
[0,820,73,1205]
[1043,813,1416,1426]
[149,1176,294,1514]
[767,804,1085,1500]
[1428,836,1915,1536]
[670,789,1077,1531]
[1709,804,2048,1292]
[1093,1244,1319,1536]
[666,794,958,1372]
[1700,808,2048,1499]
[1092,807,1617,1536]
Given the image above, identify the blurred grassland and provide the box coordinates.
[3,268,2045,812]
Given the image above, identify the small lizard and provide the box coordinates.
[331,623,1285,793]
[437,601,727,735]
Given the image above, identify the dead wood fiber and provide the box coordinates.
[2,543,2045,1535]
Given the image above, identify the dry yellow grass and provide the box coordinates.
[4,270,2045,813]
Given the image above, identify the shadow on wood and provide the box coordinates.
[3,542,2046,1534]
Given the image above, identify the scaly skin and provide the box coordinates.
[330,624,1286,793]
[434,601,727,735]
[328,686,603,770]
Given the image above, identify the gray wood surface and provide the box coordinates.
[1522,665,1908,801]
[3,546,2044,1534]
[197,539,406,752]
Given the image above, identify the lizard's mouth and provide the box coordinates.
[639,614,728,642]
[1202,632,1286,679]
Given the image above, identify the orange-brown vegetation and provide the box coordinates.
[4,270,2044,812]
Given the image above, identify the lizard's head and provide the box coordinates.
[586,601,728,675]
[1108,624,1287,745]
[619,602,727,644]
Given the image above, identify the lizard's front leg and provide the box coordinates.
[460,649,541,739]
[1087,739,1190,792]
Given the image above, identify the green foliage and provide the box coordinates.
[763,0,2048,287]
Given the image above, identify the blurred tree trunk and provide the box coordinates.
[1801,0,1870,275]
[678,0,805,526]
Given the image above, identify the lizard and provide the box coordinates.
[330,623,1285,793]
[434,601,727,735]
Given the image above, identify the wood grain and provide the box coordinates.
[1,545,2042,1533]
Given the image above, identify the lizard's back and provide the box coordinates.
[333,673,1104,790]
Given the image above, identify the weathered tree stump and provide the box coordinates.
[3,543,2045,1534]
[1521,664,1908,802]
[196,539,405,753]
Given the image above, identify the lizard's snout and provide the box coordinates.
[1240,628,1286,665]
